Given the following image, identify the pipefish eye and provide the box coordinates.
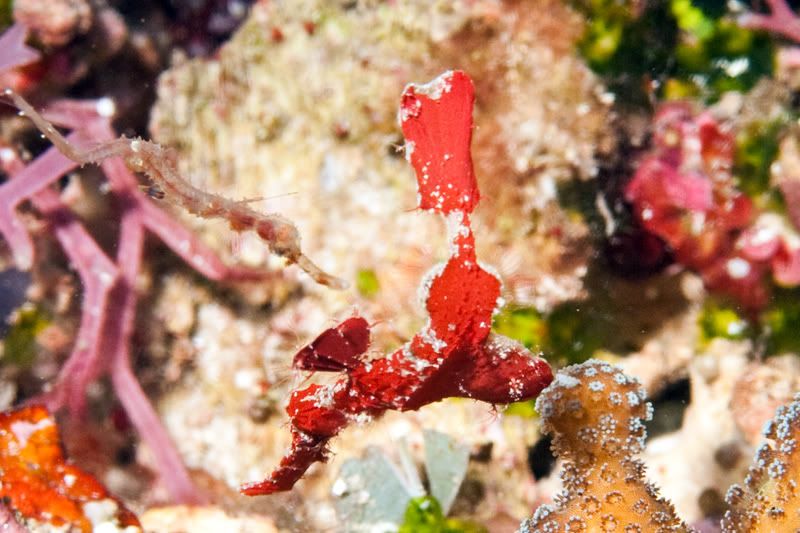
[145,185,165,200]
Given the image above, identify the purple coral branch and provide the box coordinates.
[107,201,204,504]
[0,139,203,501]
[0,23,39,72]
[0,24,271,502]
[29,180,119,418]
[0,143,118,417]
[740,0,800,43]
[0,142,81,268]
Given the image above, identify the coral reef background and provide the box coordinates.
[1,0,800,531]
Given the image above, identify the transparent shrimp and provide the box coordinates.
[4,89,347,289]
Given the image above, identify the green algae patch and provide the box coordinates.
[493,303,605,366]
[0,1,10,29]
[356,268,381,298]
[1,304,49,368]
[669,2,774,101]
[698,301,751,346]
[762,289,800,355]
[575,0,774,105]
[735,118,786,205]
[504,399,539,419]
[577,0,677,81]
[492,307,546,351]
[546,303,606,364]
[400,496,486,533]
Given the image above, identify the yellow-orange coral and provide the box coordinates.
[520,360,689,533]
[723,393,800,532]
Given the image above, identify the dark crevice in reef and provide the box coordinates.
[645,376,691,439]
[528,434,555,481]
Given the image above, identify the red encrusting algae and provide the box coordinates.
[241,70,553,496]
[0,405,141,532]
[624,103,800,310]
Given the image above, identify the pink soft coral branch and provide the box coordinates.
[0,25,272,503]
[0,135,207,503]
[0,23,39,72]
[0,142,81,268]
[0,145,118,418]
[739,0,800,43]
[107,197,199,504]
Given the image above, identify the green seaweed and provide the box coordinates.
[1,304,49,368]
[546,302,606,364]
[492,307,546,351]
[503,399,539,419]
[698,300,751,346]
[399,496,486,533]
[669,14,774,102]
[0,0,11,30]
[734,118,786,205]
[761,288,800,355]
[576,0,678,106]
[492,302,605,366]
[575,0,774,105]
[356,268,381,298]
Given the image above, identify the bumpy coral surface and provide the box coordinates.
[723,393,800,532]
[0,405,141,532]
[521,360,689,533]
[150,0,611,312]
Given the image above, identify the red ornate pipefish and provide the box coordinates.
[241,71,553,496]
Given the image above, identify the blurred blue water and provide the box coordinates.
[0,268,30,337]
